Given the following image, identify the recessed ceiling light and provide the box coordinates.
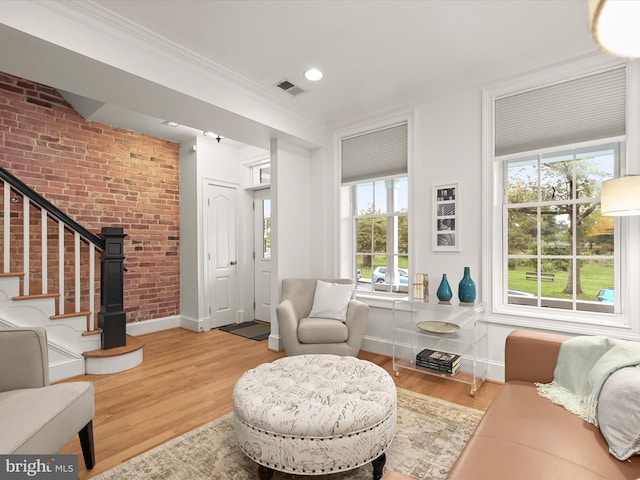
[304,68,323,81]
[163,120,179,127]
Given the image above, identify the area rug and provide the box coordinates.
[92,389,483,480]
[219,321,270,341]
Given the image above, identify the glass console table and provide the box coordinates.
[392,300,487,396]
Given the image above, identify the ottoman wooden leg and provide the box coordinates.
[372,452,386,480]
[257,465,274,480]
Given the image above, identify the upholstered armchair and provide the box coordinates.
[0,327,95,469]
[276,278,369,356]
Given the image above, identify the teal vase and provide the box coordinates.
[436,274,452,302]
[458,266,476,304]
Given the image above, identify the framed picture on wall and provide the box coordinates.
[433,183,459,251]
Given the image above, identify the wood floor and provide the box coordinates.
[59,327,502,479]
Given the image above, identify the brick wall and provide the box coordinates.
[0,72,180,323]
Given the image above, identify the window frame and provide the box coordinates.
[337,113,414,304]
[497,140,622,321]
[351,176,409,297]
[482,57,640,336]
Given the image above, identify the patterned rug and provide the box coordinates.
[92,389,483,480]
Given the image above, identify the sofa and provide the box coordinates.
[0,327,96,469]
[384,329,640,480]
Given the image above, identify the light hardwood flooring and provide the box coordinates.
[59,327,502,479]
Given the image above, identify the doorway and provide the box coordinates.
[253,188,271,322]
[206,183,238,328]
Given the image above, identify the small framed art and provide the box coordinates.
[433,183,458,251]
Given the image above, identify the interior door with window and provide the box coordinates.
[253,189,271,322]
[206,183,237,328]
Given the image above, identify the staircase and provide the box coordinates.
[0,167,142,381]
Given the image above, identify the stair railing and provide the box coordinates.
[1,166,106,332]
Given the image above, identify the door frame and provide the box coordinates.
[253,188,272,323]
[203,180,239,330]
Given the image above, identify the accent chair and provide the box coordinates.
[0,327,95,469]
[276,278,369,356]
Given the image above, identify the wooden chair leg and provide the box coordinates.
[79,420,95,469]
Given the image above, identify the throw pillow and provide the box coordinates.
[308,280,354,322]
[597,365,640,460]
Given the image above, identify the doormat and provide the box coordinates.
[219,321,270,341]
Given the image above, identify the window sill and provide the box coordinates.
[355,292,409,310]
[486,306,640,340]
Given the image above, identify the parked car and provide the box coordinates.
[596,288,614,304]
[372,266,408,285]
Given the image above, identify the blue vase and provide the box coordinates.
[458,266,476,304]
[436,274,452,302]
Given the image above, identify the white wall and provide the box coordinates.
[416,87,483,298]
[269,139,314,350]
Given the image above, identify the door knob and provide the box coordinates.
[230,261,237,266]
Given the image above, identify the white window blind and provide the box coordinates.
[342,123,408,184]
[495,67,626,156]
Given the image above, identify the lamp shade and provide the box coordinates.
[589,0,640,58]
[601,176,640,216]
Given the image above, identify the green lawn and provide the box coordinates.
[508,264,613,301]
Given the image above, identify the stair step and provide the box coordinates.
[83,335,144,358]
[82,329,102,337]
[0,272,24,278]
[13,293,59,301]
[51,311,91,320]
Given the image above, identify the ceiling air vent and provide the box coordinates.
[276,79,305,96]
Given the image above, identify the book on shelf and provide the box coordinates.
[416,348,461,367]
[416,359,460,374]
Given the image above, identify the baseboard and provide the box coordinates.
[268,333,283,352]
[50,357,85,383]
[179,315,208,332]
[125,315,181,336]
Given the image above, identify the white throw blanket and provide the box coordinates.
[536,335,640,426]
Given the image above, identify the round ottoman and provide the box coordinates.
[233,354,397,479]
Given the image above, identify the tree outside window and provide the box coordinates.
[505,144,616,313]
[353,177,408,294]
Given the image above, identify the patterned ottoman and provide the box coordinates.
[233,354,397,480]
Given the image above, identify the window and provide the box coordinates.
[353,177,408,293]
[251,162,270,186]
[502,143,617,314]
[341,121,409,295]
[488,63,628,323]
[261,198,271,260]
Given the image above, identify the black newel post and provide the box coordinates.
[98,227,127,349]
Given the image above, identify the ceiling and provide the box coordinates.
[0,0,599,148]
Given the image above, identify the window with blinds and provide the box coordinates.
[341,123,408,184]
[495,67,626,157]
[341,122,409,295]
[493,65,626,320]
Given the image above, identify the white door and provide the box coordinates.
[253,189,271,322]
[206,183,237,328]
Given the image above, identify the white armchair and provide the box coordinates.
[276,278,369,356]
[0,327,95,469]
